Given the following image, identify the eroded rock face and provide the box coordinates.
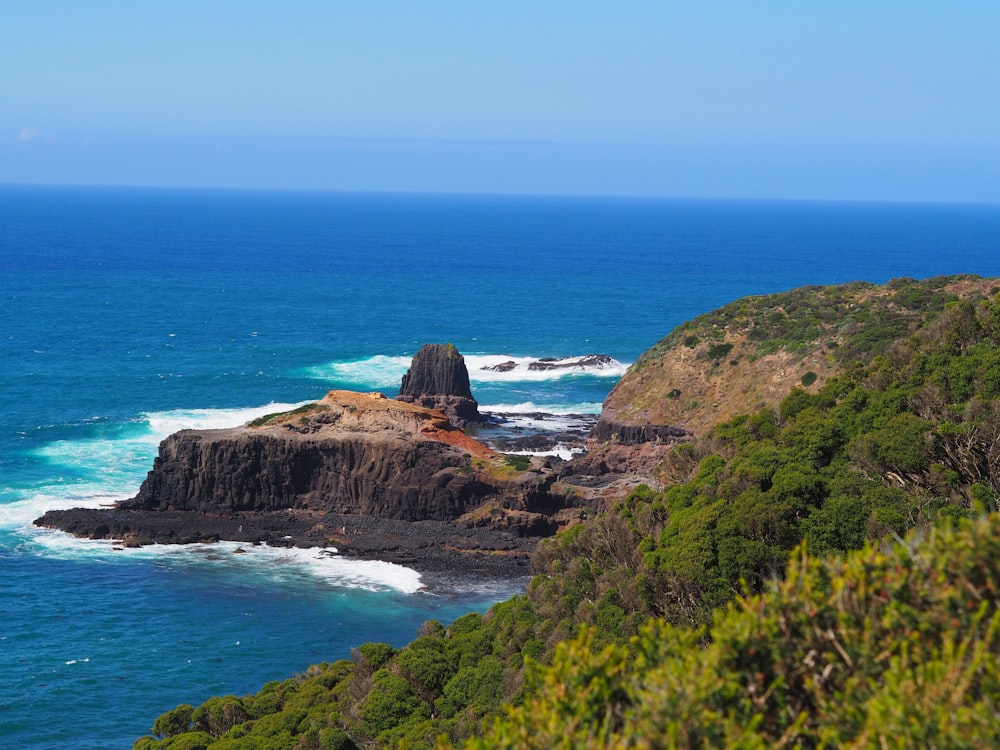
[124,391,500,522]
[128,430,484,520]
[34,390,579,574]
[397,343,483,426]
[589,418,691,446]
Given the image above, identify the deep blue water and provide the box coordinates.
[2,186,999,748]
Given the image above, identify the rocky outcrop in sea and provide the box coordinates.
[35,389,570,576]
[34,342,685,575]
[396,343,484,427]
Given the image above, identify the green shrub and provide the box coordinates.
[464,514,1000,749]
[359,671,428,738]
[192,697,249,737]
[354,642,396,672]
[706,342,734,361]
[152,705,194,739]
[503,454,531,471]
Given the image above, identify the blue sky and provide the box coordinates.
[2,2,998,201]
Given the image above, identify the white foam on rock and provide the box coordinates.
[6,399,426,596]
[480,401,603,416]
[0,490,133,530]
[466,354,629,383]
[300,353,629,388]
[25,530,424,594]
[503,445,585,460]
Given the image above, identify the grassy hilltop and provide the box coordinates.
[137,275,1000,749]
[602,274,999,437]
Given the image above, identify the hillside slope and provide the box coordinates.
[598,275,997,438]
[134,275,1000,750]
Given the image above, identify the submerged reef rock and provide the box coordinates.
[588,420,691,446]
[526,354,617,371]
[480,354,619,374]
[396,343,484,427]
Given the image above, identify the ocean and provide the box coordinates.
[2,186,999,748]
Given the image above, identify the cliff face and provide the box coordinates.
[125,391,519,522]
[397,343,483,426]
[130,430,485,520]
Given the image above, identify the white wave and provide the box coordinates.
[34,401,310,474]
[504,445,585,460]
[0,489,134,530]
[25,530,424,594]
[480,401,603,416]
[300,353,629,388]
[143,401,311,437]
[486,411,597,431]
[301,355,412,389]
[262,545,424,593]
[465,355,629,383]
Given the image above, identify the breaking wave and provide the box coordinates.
[300,353,628,390]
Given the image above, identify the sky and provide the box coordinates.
[2,2,998,201]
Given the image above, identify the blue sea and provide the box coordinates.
[2,186,999,748]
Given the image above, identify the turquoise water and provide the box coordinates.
[2,187,999,748]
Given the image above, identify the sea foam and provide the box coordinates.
[480,401,604,416]
[26,530,424,594]
[465,355,629,383]
[143,401,312,436]
[0,489,134,530]
[300,353,629,390]
[8,400,425,594]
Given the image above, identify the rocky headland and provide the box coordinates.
[568,274,1000,496]
[36,388,574,577]
[41,276,1000,581]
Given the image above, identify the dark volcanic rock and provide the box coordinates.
[480,354,617,373]
[34,507,541,577]
[527,354,616,371]
[397,343,484,426]
[589,417,691,446]
[125,428,488,520]
[33,391,573,577]
[121,391,524,521]
[482,360,517,372]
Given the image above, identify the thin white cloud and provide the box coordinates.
[18,126,42,142]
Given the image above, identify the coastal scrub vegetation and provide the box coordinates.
[136,280,1000,749]
[611,275,994,438]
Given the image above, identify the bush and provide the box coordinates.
[463,514,1000,749]
[152,705,194,739]
[503,454,531,471]
[706,342,734,361]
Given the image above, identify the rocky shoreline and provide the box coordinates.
[31,345,669,583]
[35,505,541,578]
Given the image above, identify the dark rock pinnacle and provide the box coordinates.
[396,343,484,427]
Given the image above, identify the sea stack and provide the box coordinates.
[396,343,484,427]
